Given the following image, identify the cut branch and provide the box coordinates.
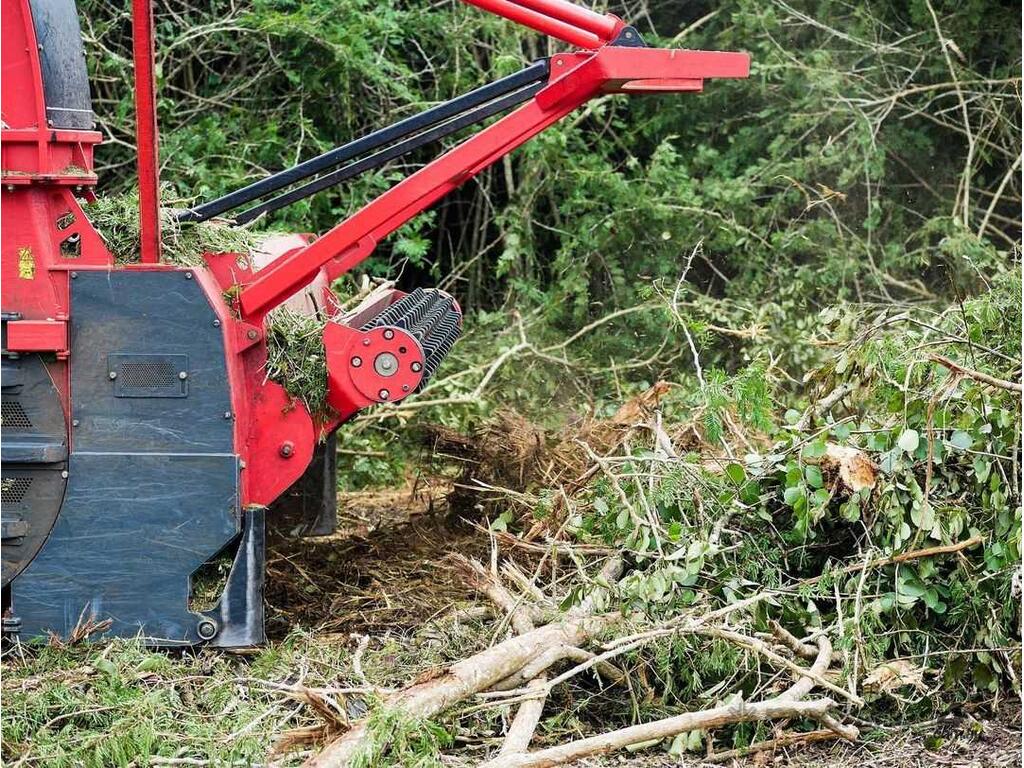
[929,354,1023,393]
[477,698,843,768]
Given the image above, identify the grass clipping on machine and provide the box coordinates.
[86,187,271,266]
[265,281,400,419]
[264,309,330,418]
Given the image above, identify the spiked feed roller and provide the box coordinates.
[0,0,749,645]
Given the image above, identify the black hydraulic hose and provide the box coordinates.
[232,80,544,225]
[179,60,550,223]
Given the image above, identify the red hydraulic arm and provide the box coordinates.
[237,1,749,320]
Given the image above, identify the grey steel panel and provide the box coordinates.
[69,271,233,454]
[12,452,240,644]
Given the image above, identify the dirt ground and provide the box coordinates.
[265,478,490,638]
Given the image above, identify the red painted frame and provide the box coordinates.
[131,0,162,263]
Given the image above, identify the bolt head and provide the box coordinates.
[379,389,390,400]
[373,352,398,377]
[351,356,362,367]
[72,419,80,427]
[109,371,118,380]
[224,411,233,419]
[411,361,422,373]
[61,470,69,479]
[247,328,259,340]
[213,319,221,327]
[383,329,394,340]
[184,272,193,279]
[197,619,218,640]
[362,338,371,347]
[178,371,188,380]
[402,384,410,392]
[279,442,294,458]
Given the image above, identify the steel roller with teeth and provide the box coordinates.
[361,288,462,390]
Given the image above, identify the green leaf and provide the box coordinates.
[972,457,991,483]
[897,429,920,453]
[949,430,974,450]
[615,507,630,530]
[725,462,746,484]
[805,465,824,489]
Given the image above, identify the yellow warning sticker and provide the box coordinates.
[18,247,35,279]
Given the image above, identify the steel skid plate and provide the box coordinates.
[7,271,264,646]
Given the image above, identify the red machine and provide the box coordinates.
[0,0,749,645]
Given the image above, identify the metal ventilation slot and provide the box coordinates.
[109,354,189,398]
[2,400,32,431]
[120,361,177,387]
[1,476,33,504]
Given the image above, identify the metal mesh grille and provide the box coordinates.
[1,400,32,430]
[120,361,177,388]
[1,477,33,504]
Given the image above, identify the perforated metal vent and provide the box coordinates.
[1,477,33,504]
[120,360,177,388]
[109,354,189,398]
[2,400,32,430]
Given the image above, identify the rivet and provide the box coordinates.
[279,442,294,458]
[224,411,232,419]
[197,619,218,640]
[383,329,394,340]
[212,319,221,327]
[351,356,362,367]
[70,271,78,279]
[178,371,188,380]
[184,272,193,279]
[379,389,390,400]
[246,329,258,340]
[108,371,117,380]
[402,384,410,392]
[362,338,371,346]
[72,419,80,427]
